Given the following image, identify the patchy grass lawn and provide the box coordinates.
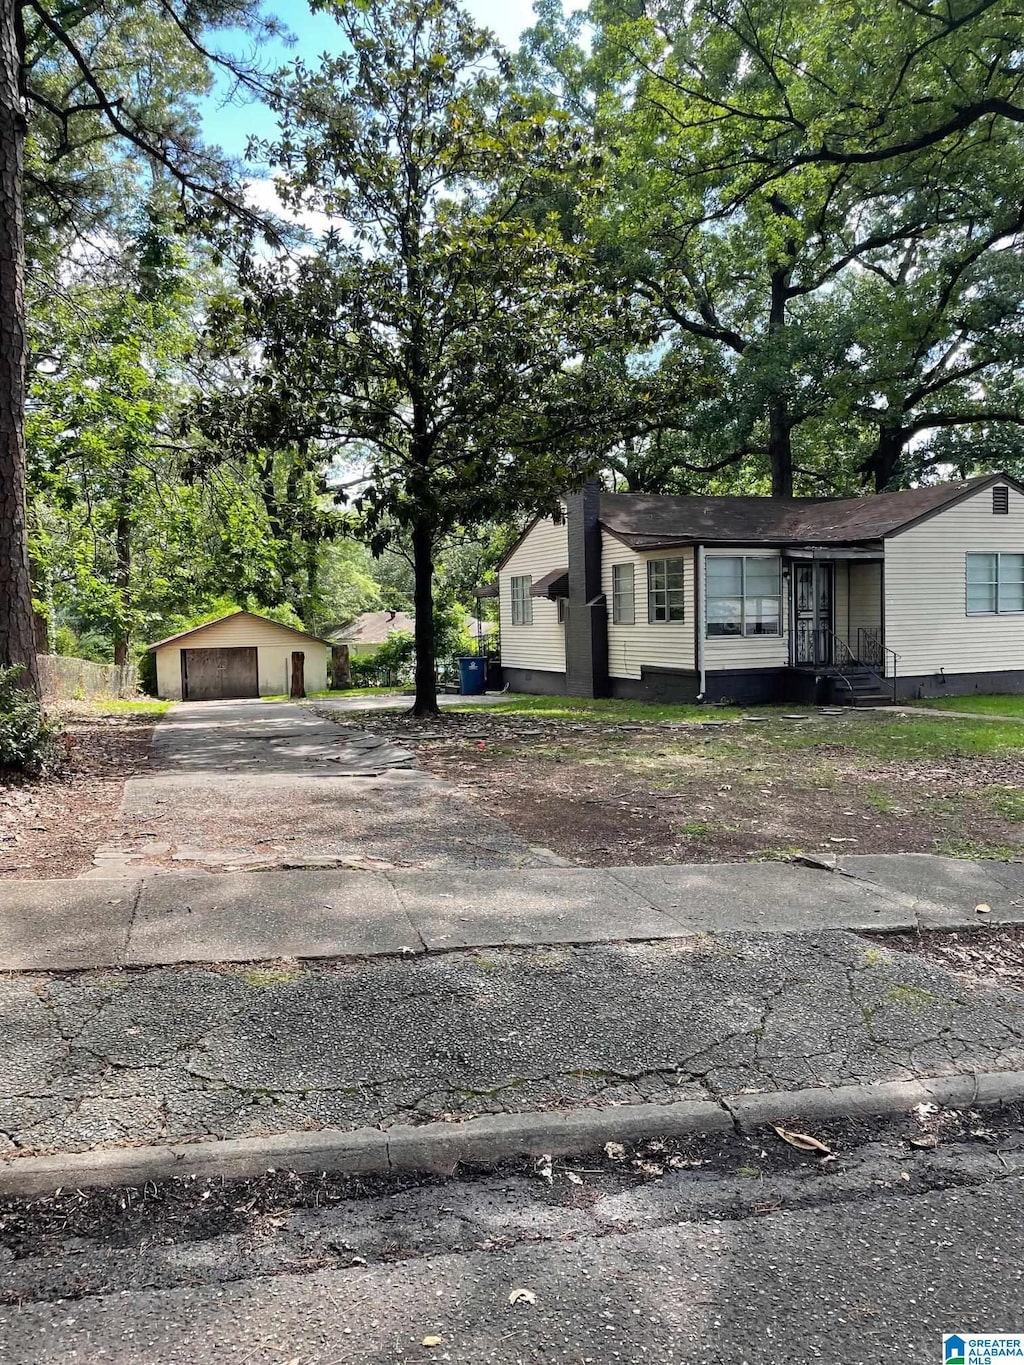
[85,698,174,718]
[357,706,1024,867]
[1,709,159,878]
[908,693,1024,719]
[453,694,745,724]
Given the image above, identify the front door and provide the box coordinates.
[792,563,834,665]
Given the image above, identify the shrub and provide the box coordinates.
[0,666,58,774]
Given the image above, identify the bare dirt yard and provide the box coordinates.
[317,704,1024,867]
[0,707,159,879]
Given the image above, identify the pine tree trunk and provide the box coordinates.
[0,0,38,695]
[410,517,439,718]
[112,477,130,667]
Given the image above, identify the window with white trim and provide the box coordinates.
[510,575,533,625]
[706,556,782,637]
[647,558,685,622]
[612,563,635,624]
[967,552,1024,614]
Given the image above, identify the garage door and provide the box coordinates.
[181,647,259,701]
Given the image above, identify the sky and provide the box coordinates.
[199,0,545,164]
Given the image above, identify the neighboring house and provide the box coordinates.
[148,611,329,700]
[329,610,496,654]
[328,610,415,657]
[493,473,1024,704]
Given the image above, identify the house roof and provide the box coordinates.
[329,610,415,646]
[529,567,569,598]
[147,610,330,652]
[600,473,1019,548]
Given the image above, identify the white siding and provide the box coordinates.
[703,548,790,670]
[153,614,329,700]
[834,561,850,649]
[499,515,568,675]
[884,481,1024,677]
[602,535,695,679]
[848,562,882,654]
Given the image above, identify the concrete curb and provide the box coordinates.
[3,1071,1024,1198]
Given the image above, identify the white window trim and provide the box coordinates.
[966,552,1024,615]
[647,557,686,623]
[612,563,635,624]
[510,575,533,626]
[705,554,783,639]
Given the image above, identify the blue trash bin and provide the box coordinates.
[457,655,486,696]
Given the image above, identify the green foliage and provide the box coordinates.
[0,667,57,774]
[561,0,1024,494]
[208,0,646,711]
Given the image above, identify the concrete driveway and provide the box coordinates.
[85,700,560,877]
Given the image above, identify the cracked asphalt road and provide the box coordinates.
[4,931,1024,1158]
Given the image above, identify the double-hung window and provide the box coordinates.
[967,553,1024,614]
[510,575,533,625]
[647,558,685,622]
[706,556,782,637]
[612,563,635,624]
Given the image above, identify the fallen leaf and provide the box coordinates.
[907,1134,939,1149]
[565,1171,584,1186]
[604,1141,627,1161]
[422,1336,444,1348]
[534,1154,553,1184]
[634,1160,664,1176]
[509,1288,537,1306]
[771,1125,832,1155]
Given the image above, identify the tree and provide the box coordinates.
[570,0,1024,495]
[218,0,643,715]
[2,0,281,695]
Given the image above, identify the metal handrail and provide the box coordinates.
[856,628,901,702]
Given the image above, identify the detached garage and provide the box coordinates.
[148,611,330,701]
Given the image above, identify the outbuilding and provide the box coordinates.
[148,610,330,701]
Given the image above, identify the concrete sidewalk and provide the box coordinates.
[2,854,1023,971]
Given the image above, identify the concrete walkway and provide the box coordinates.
[83,699,561,878]
[2,854,1022,972]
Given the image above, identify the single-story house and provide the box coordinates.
[493,472,1024,705]
[328,610,415,657]
[148,610,330,700]
[329,610,496,655]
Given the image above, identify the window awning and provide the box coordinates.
[473,582,498,599]
[529,568,569,598]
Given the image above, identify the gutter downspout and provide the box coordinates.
[696,544,706,701]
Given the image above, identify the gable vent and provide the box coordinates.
[993,486,1009,515]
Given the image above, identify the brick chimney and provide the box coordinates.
[564,481,609,697]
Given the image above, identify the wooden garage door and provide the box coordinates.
[181,647,259,701]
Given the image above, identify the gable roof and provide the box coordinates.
[601,472,1022,548]
[329,610,415,646]
[147,610,329,652]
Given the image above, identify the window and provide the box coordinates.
[706,556,782,637]
[967,552,1024,614]
[993,486,1009,515]
[612,563,635,624]
[556,597,567,624]
[510,575,533,625]
[647,558,685,622]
